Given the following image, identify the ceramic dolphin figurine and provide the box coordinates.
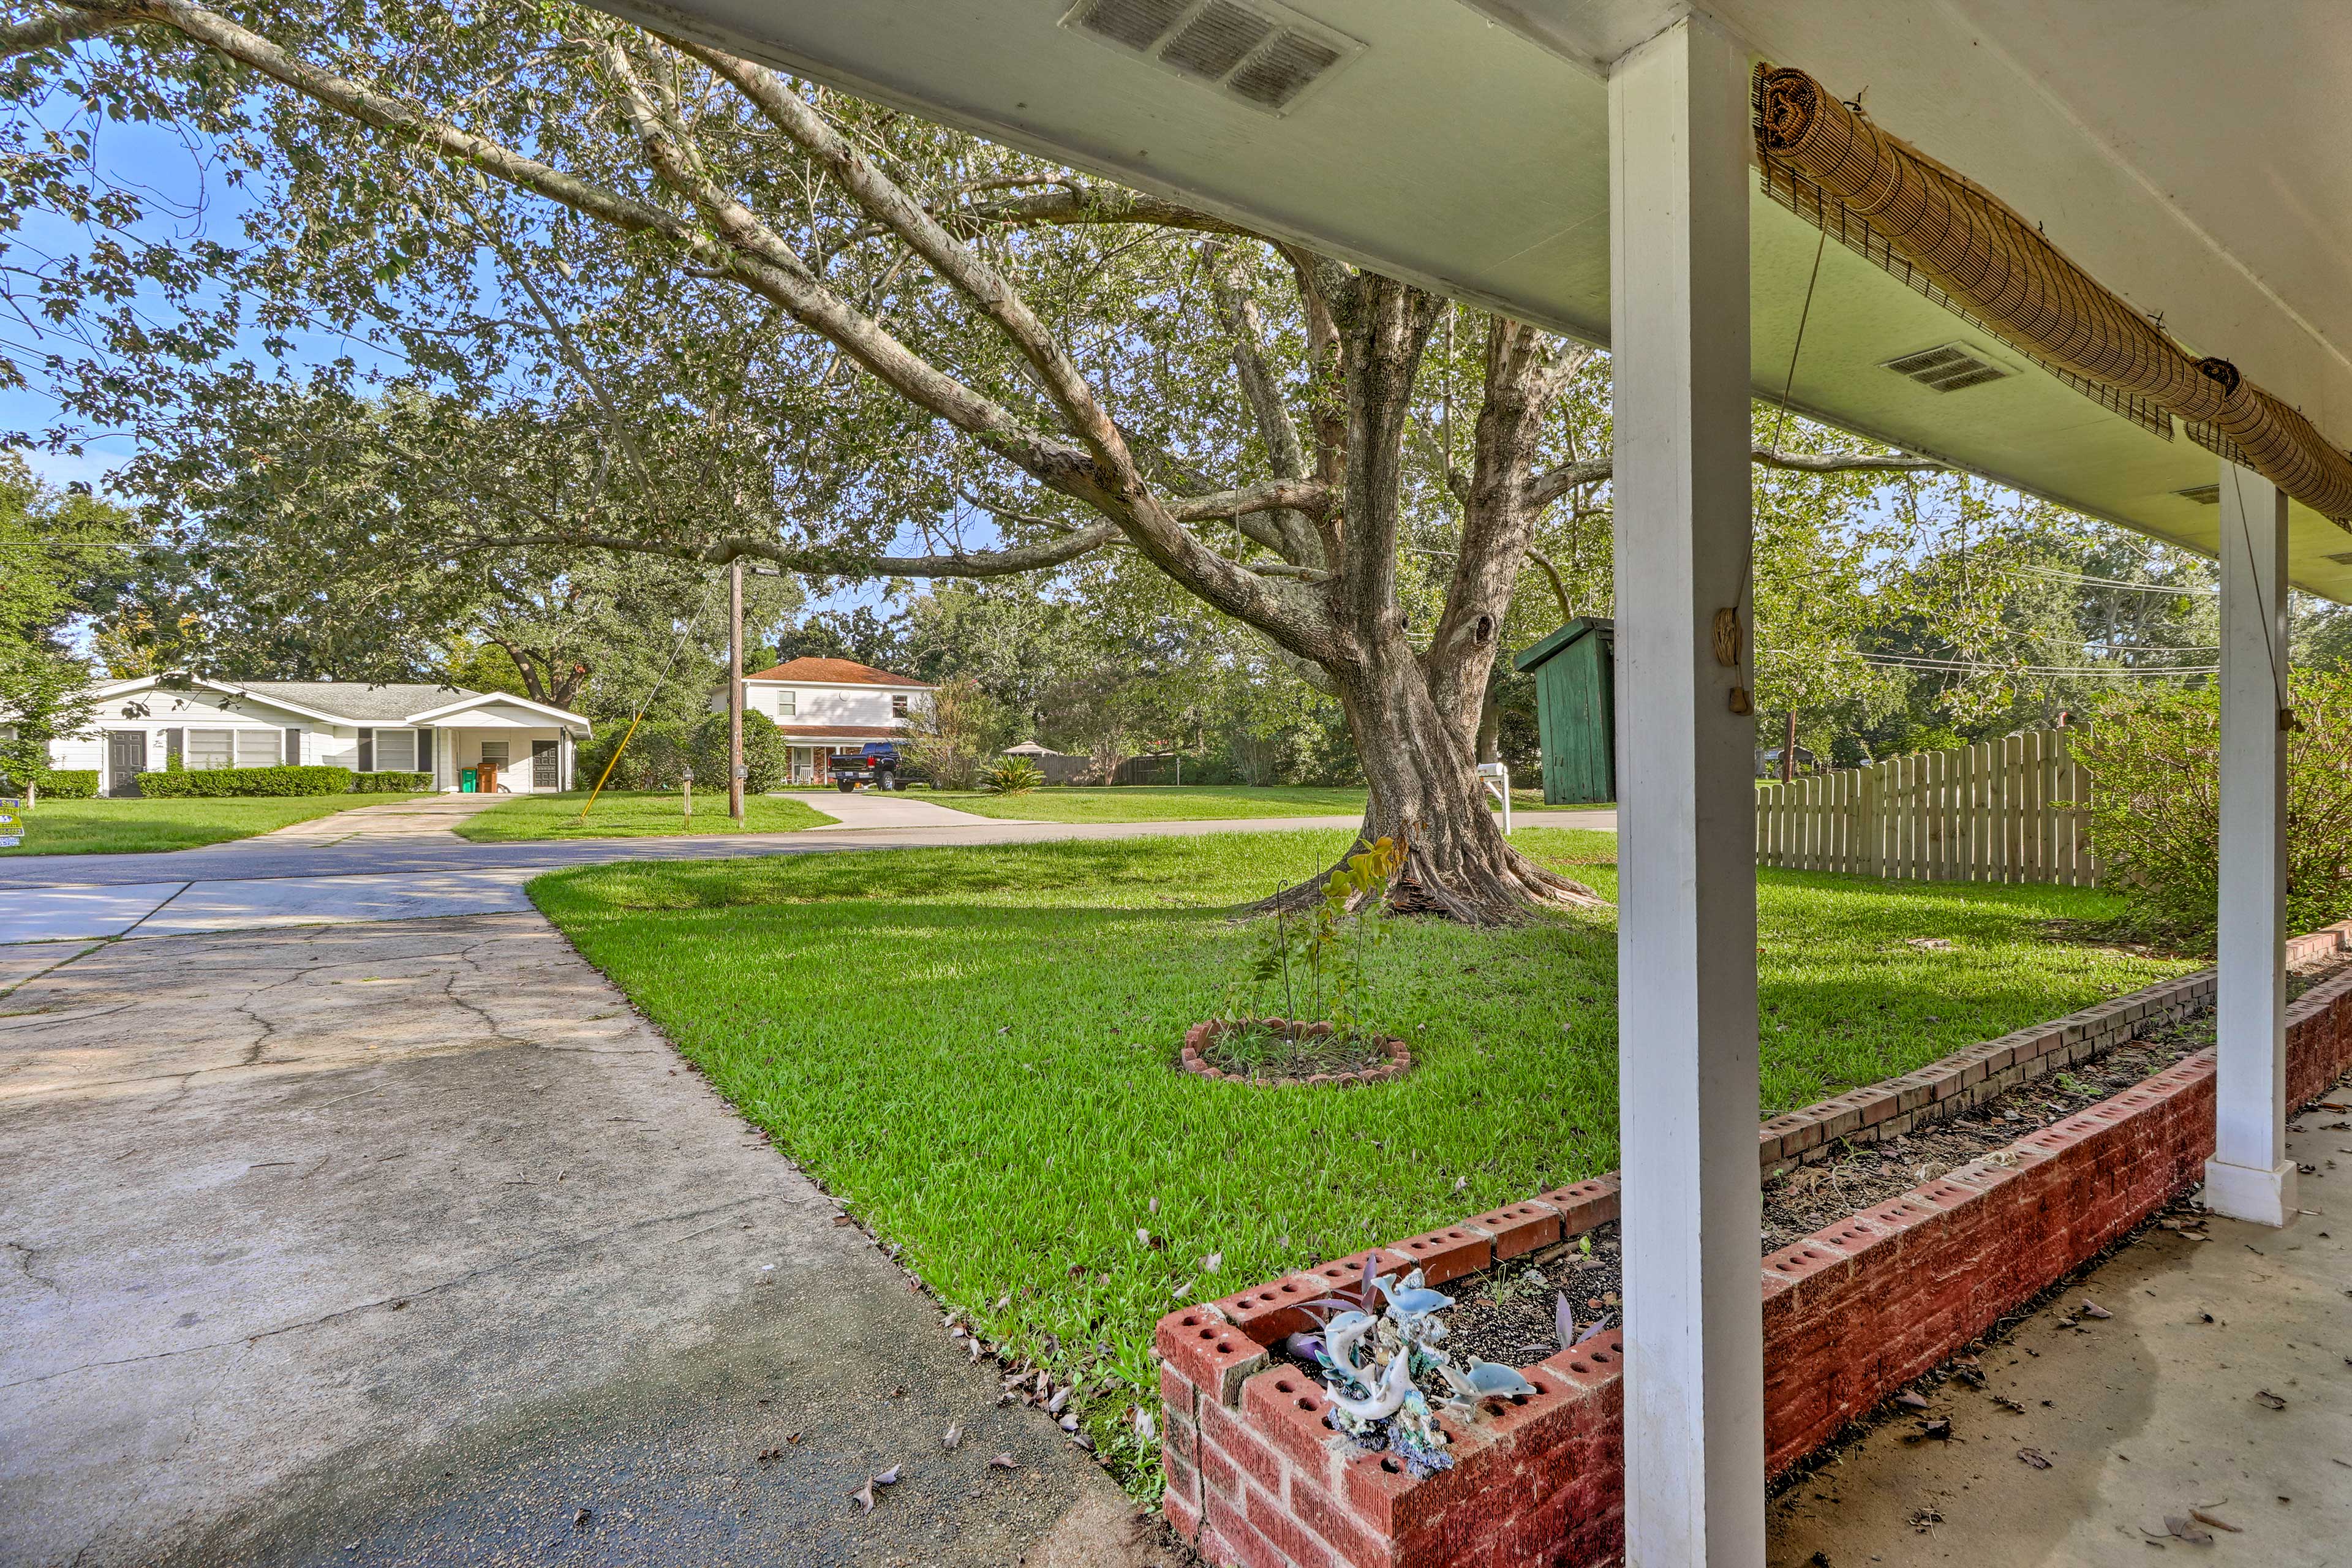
[1320,1309,1378,1371]
[1378,1269,1455,1319]
[1438,1359,1539,1402]
[1326,1344,1415,1425]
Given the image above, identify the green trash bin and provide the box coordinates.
[460,767,478,793]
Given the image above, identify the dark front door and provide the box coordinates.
[106,731,146,796]
[531,739,558,789]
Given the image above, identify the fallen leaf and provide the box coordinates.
[831,1215,853,1227]
[2018,1447,2053,1469]
[2163,1516,2214,1546]
[1201,1251,1223,1273]
[873,1466,900,1486]
[1906,937,1954,950]
[850,1479,875,1513]
[1921,1417,1952,1440]
[1134,1407,1156,1440]
[942,1425,962,1451]
[2081,1299,2112,1320]
[2255,1390,2288,1411]
[1059,1413,1080,1433]
[2188,1509,2241,1534]
[990,1452,1017,1469]
[1896,1391,1930,1411]
[1047,1385,1072,1415]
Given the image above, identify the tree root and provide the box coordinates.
[1246,819,1609,927]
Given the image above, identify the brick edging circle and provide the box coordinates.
[1177,1019,1412,1087]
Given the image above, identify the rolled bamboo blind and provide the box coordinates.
[1754,64,2352,523]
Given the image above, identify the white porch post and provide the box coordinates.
[1608,15,1765,1566]
[2204,463,2297,1225]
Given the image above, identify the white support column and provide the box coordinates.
[2204,462,2297,1225]
[1608,15,1765,1566]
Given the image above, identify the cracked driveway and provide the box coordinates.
[0,913,1152,1567]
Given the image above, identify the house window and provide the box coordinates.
[186,729,234,769]
[374,727,417,772]
[892,694,910,717]
[480,740,510,766]
[233,729,281,768]
[775,688,797,717]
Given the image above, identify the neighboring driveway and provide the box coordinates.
[0,913,1153,1567]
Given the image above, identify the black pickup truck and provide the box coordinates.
[829,742,907,792]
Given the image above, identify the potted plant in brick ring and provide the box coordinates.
[1178,835,1415,1087]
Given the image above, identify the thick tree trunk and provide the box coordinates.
[1265,641,1604,925]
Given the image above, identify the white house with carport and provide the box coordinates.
[727,656,933,783]
[33,674,593,796]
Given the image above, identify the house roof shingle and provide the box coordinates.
[235,681,474,722]
[742,657,932,688]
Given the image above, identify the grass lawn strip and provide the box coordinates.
[530,827,2190,1491]
[454,789,837,841]
[0,794,426,856]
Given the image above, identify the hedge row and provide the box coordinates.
[138,764,356,797]
[352,771,433,793]
[7,768,100,799]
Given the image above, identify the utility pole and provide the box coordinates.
[729,558,745,822]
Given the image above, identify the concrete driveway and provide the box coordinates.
[0,913,1152,1567]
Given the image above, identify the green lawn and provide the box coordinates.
[0,794,424,856]
[530,826,2189,1487]
[913,783,1612,823]
[454,789,837,842]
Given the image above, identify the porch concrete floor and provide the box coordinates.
[1766,1077,2352,1568]
[0,912,1156,1567]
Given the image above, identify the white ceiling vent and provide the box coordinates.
[1063,0,1362,113]
[1882,342,2016,394]
[2174,483,2222,505]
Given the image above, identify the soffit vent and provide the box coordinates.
[1882,342,2015,393]
[1063,0,1361,114]
[2174,483,2221,505]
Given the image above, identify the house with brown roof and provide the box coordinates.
[726,657,935,784]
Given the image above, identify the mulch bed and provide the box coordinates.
[1275,949,2350,1382]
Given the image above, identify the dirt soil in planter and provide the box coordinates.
[1190,1019,1395,1080]
[1275,953,2349,1384]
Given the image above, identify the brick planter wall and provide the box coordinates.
[1159,922,2352,1568]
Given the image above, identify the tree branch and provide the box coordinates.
[1525,445,1944,511]
[1,7,136,56]
[465,524,1121,579]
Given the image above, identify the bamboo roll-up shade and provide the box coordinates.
[1754,65,2352,524]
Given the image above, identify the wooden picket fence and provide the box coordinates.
[1755,728,2097,886]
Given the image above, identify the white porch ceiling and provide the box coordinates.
[609,0,2352,598]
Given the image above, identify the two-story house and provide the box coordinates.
[731,657,935,783]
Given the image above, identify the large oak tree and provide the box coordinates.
[4,1,1936,919]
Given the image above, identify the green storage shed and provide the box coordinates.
[1513,617,1615,805]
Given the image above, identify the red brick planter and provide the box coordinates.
[1180,1019,1414,1087]
[1159,921,2352,1568]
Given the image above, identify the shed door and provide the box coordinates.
[106,731,146,796]
[531,739,558,788]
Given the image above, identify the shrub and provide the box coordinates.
[691,710,790,793]
[353,770,433,793]
[982,756,1044,795]
[576,721,690,791]
[137,764,355,797]
[2075,673,2352,951]
[2,767,99,799]
[898,676,999,790]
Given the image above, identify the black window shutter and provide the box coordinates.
[418,729,435,780]
[165,728,183,765]
[358,728,373,772]
[285,727,301,766]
